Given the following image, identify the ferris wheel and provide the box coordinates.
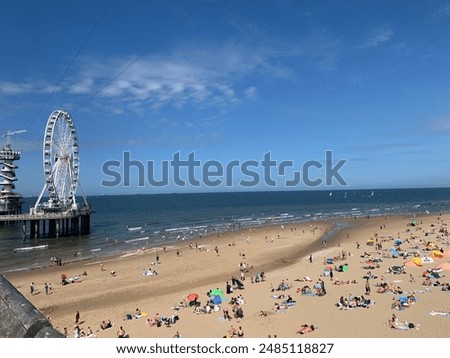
[35,110,80,210]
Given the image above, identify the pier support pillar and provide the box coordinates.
[34,220,39,239]
[80,215,90,235]
[56,220,60,238]
[71,217,79,237]
[48,220,56,238]
[22,221,26,240]
[30,220,36,240]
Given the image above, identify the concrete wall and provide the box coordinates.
[0,275,64,338]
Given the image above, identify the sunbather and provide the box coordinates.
[296,324,316,334]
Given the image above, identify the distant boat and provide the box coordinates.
[344,192,347,199]
[370,191,374,197]
[329,192,333,196]
[127,226,142,231]
[14,244,48,252]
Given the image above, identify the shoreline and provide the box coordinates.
[2,217,350,275]
[1,212,409,275]
[4,212,450,338]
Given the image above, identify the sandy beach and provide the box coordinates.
[4,213,450,338]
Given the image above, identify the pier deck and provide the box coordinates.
[0,208,92,239]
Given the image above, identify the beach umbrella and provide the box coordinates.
[187,293,199,302]
[412,257,423,267]
[211,295,222,305]
[394,239,402,245]
[210,288,224,297]
[432,250,444,259]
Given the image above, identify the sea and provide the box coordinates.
[1,187,450,274]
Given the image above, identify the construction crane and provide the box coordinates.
[3,130,26,146]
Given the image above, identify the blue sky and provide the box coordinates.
[1,0,450,195]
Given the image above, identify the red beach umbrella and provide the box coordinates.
[187,293,199,302]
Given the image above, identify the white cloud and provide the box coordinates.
[61,44,282,112]
[0,81,33,95]
[0,80,58,95]
[1,35,343,115]
[431,3,450,21]
[0,81,27,95]
[361,24,394,48]
[244,86,257,100]
[68,77,95,94]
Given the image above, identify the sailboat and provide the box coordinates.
[369,191,374,198]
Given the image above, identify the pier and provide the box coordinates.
[0,206,92,239]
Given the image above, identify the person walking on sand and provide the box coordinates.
[75,310,80,325]
[365,279,371,295]
[30,282,35,295]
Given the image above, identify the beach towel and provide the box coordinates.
[393,323,415,330]
[389,248,400,257]
[429,310,450,317]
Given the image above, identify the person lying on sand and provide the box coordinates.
[333,279,358,285]
[294,276,312,282]
[388,318,418,330]
[296,324,317,335]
